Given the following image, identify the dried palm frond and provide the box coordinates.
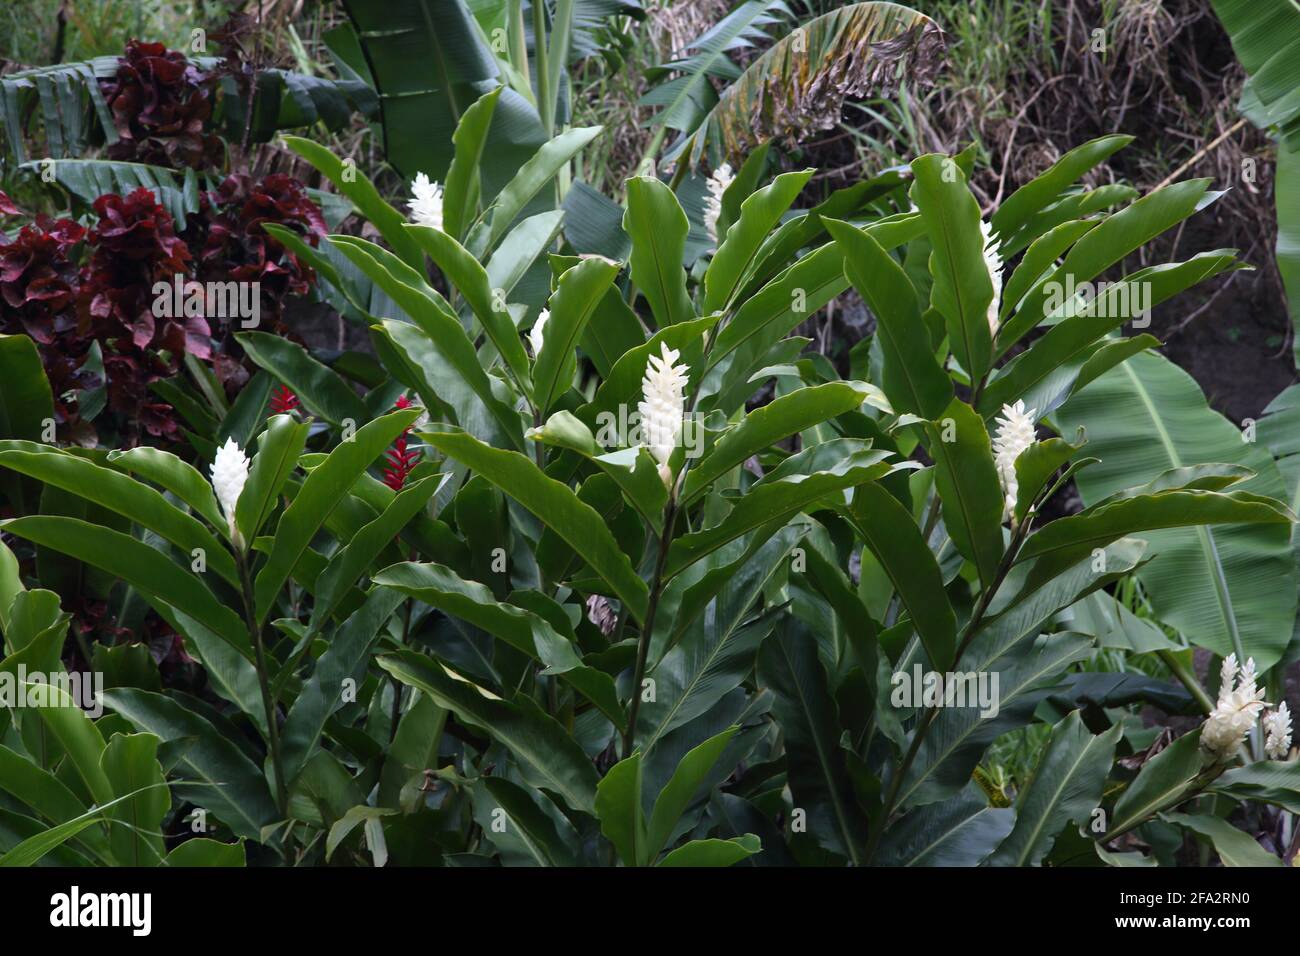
[686,1,945,165]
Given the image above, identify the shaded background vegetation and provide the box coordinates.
[4,0,1290,422]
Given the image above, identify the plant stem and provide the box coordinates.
[622,498,677,758]
[1158,649,1214,714]
[236,549,288,818]
[533,0,552,135]
[389,598,414,744]
[864,514,1031,863]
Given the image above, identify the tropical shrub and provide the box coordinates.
[0,1,1298,872]
[2,74,1298,865]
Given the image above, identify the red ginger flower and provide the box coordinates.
[269,384,299,415]
[382,395,421,491]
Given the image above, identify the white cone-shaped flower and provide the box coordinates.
[992,400,1037,521]
[211,437,249,547]
[408,173,444,231]
[528,309,549,357]
[638,342,689,488]
[981,219,1003,336]
[1202,654,1270,760]
[704,163,735,244]
[1265,701,1292,760]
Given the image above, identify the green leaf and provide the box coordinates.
[0,746,112,863]
[704,170,813,313]
[657,834,760,867]
[897,632,1095,809]
[987,712,1120,866]
[325,805,396,863]
[255,408,421,622]
[1012,435,1086,524]
[100,732,169,867]
[646,727,738,863]
[924,398,1005,591]
[478,126,603,253]
[665,450,897,579]
[842,482,957,670]
[991,134,1133,239]
[624,176,693,328]
[0,785,169,868]
[164,838,246,867]
[422,430,649,622]
[1056,351,1298,671]
[280,587,407,785]
[705,241,849,409]
[595,752,646,866]
[443,86,502,241]
[236,332,369,428]
[981,250,1240,413]
[335,0,546,194]
[1164,813,1283,867]
[0,334,54,514]
[106,446,224,532]
[372,561,623,727]
[378,650,600,813]
[103,688,279,840]
[533,257,622,413]
[995,218,1097,333]
[27,681,111,806]
[0,449,237,587]
[1208,760,1300,814]
[1109,729,1205,838]
[825,218,952,418]
[235,413,311,545]
[310,475,442,630]
[0,516,250,659]
[405,225,532,390]
[758,618,866,863]
[909,154,995,382]
[281,134,424,270]
[875,786,1014,866]
[683,381,870,504]
[476,777,581,867]
[332,236,525,449]
[640,524,804,751]
[490,213,567,299]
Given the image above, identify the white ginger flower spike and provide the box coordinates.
[992,400,1037,521]
[1202,654,1270,760]
[1265,701,1292,760]
[211,437,250,548]
[528,309,549,357]
[981,219,1003,336]
[703,163,735,244]
[638,341,689,488]
[408,173,444,231]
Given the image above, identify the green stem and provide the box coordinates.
[236,549,288,818]
[533,0,552,135]
[622,499,677,758]
[864,513,1032,864]
[509,0,532,101]
[620,271,726,758]
[1158,649,1214,714]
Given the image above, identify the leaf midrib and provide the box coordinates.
[1122,361,1245,661]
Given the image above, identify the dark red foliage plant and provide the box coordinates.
[188,172,327,336]
[76,187,205,442]
[101,40,223,170]
[0,210,95,434]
